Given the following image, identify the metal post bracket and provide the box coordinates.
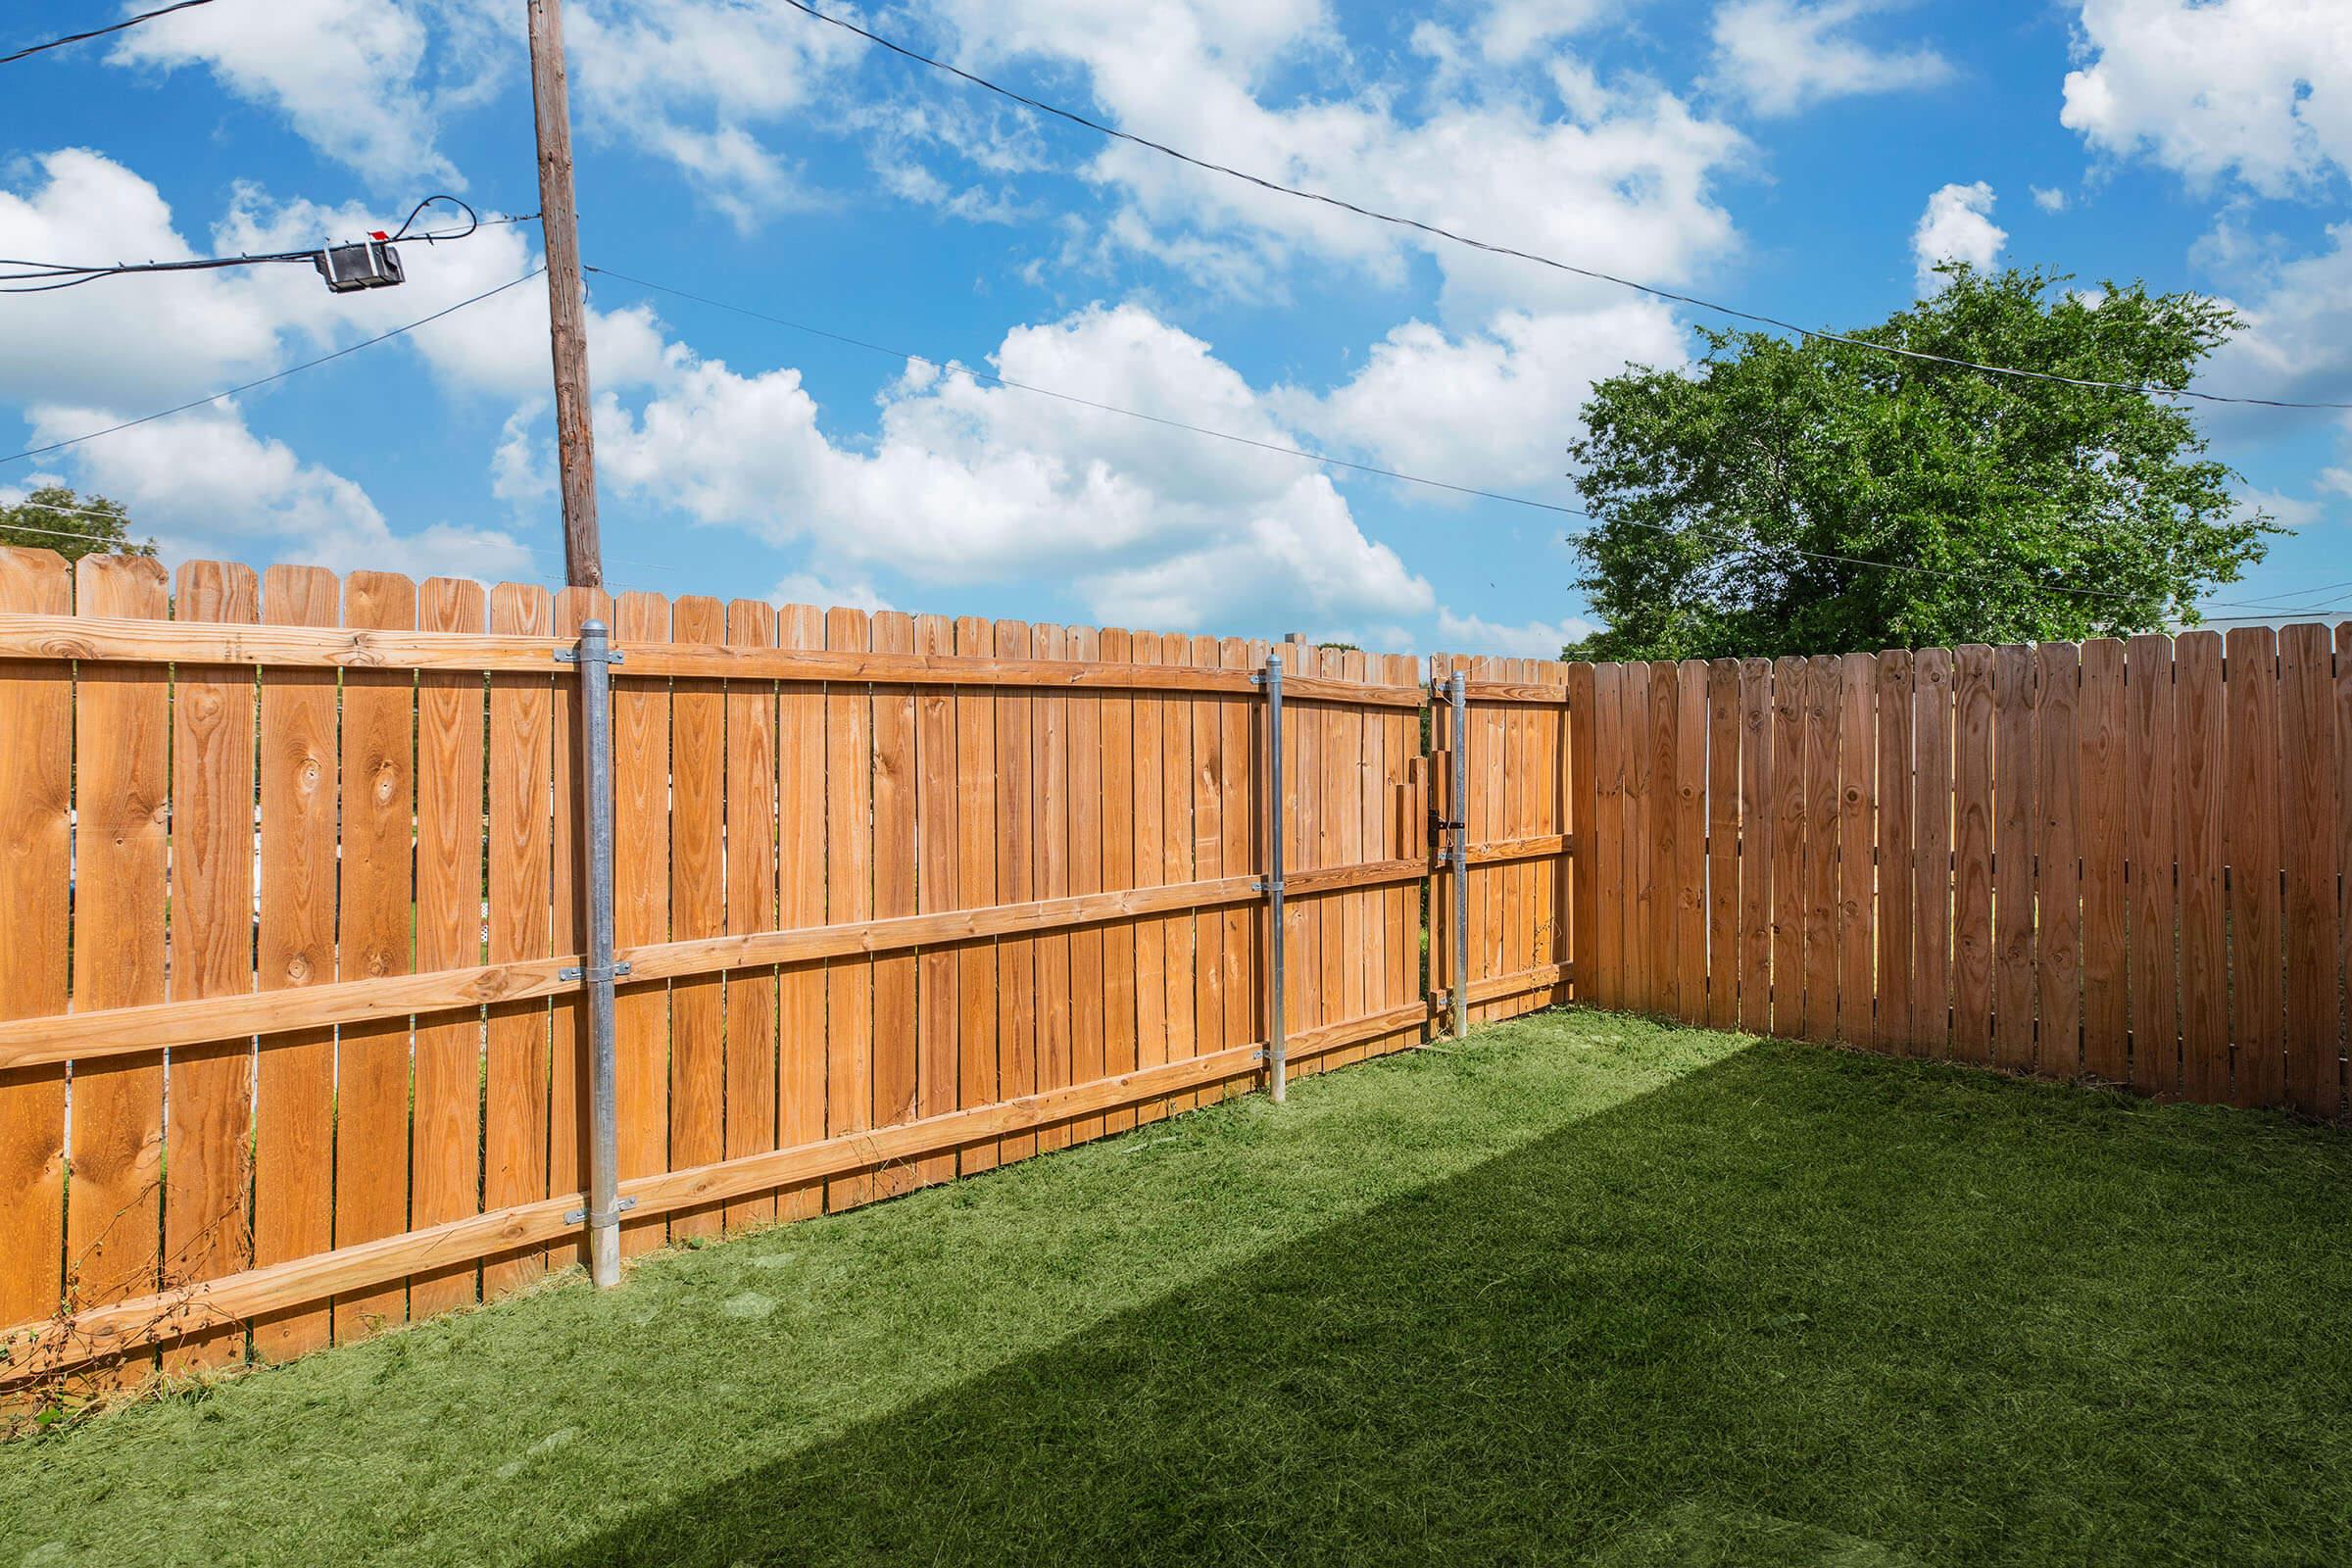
[555,645,625,665]
[559,960,634,984]
[564,1195,639,1228]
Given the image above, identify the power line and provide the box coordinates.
[779,0,2350,415]
[2,0,221,66]
[582,261,2297,617]
[0,196,496,294]
[0,268,545,467]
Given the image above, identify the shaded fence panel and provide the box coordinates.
[1571,636,2352,1119]
[0,551,1447,1383]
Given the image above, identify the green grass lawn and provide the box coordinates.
[4,1011,2349,1566]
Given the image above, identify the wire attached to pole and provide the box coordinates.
[775,0,2349,414]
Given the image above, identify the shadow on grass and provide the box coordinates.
[540,1043,2352,1568]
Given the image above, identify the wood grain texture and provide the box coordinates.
[1130,635,1169,1119]
[2224,627,2283,1108]
[1705,661,1740,1030]
[163,560,261,1370]
[1033,623,1076,1136]
[666,598,728,1238]
[914,613,960,1183]
[612,591,672,1250]
[1737,660,1774,1035]
[2176,632,2228,1102]
[1991,644,2036,1074]
[776,606,826,1217]
[823,607,875,1205]
[1676,662,1709,1024]
[994,619,1039,1157]
[1951,647,1995,1066]
[1064,626,1105,1136]
[1590,663,1625,1010]
[1911,649,1954,1057]
[2125,634,2179,1099]
[2034,642,2082,1079]
[250,564,339,1360]
[0,550,71,1334]
[722,598,780,1233]
[1567,663,1600,1008]
[409,577,486,1317]
[2079,640,2129,1082]
[1835,653,1875,1047]
[65,554,171,1372]
[868,612,919,1192]
[1769,658,1806,1037]
[1875,651,1914,1054]
[954,617,1002,1164]
[1802,656,1840,1044]
[332,570,417,1342]
[2278,622,2338,1116]
[1101,629,1141,1128]
[1159,634,1198,1106]
[484,583,555,1296]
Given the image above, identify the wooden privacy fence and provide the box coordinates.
[1572,633,2352,1120]
[0,547,1592,1384]
[22,540,2343,1390]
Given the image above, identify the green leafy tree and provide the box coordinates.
[1562,266,2272,662]
[0,485,155,563]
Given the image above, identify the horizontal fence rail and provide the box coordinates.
[1571,637,2352,1120]
[0,549,1462,1384]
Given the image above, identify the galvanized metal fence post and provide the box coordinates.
[559,618,629,1288]
[1448,669,1470,1041]
[1261,650,1287,1102]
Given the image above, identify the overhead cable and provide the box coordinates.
[0,196,497,294]
[0,268,545,466]
[2,0,222,66]
[776,0,2349,414]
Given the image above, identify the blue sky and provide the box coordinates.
[4,0,2349,653]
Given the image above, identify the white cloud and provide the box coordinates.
[0,151,289,407]
[1434,607,1598,658]
[1912,180,2005,293]
[595,302,1434,629]
[2199,221,2352,404]
[1707,0,1952,119]
[1465,0,1620,65]
[1279,302,1687,491]
[2061,0,2352,198]
[563,0,866,225]
[928,0,1748,322]
[2234,487,2324,531]
[26,401,532,582]
[769,572,895,613]
[108,0,489,188]
[2032,184,2069,213]
[0,146,682,432]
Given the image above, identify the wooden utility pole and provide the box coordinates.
[526,0,602,588]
